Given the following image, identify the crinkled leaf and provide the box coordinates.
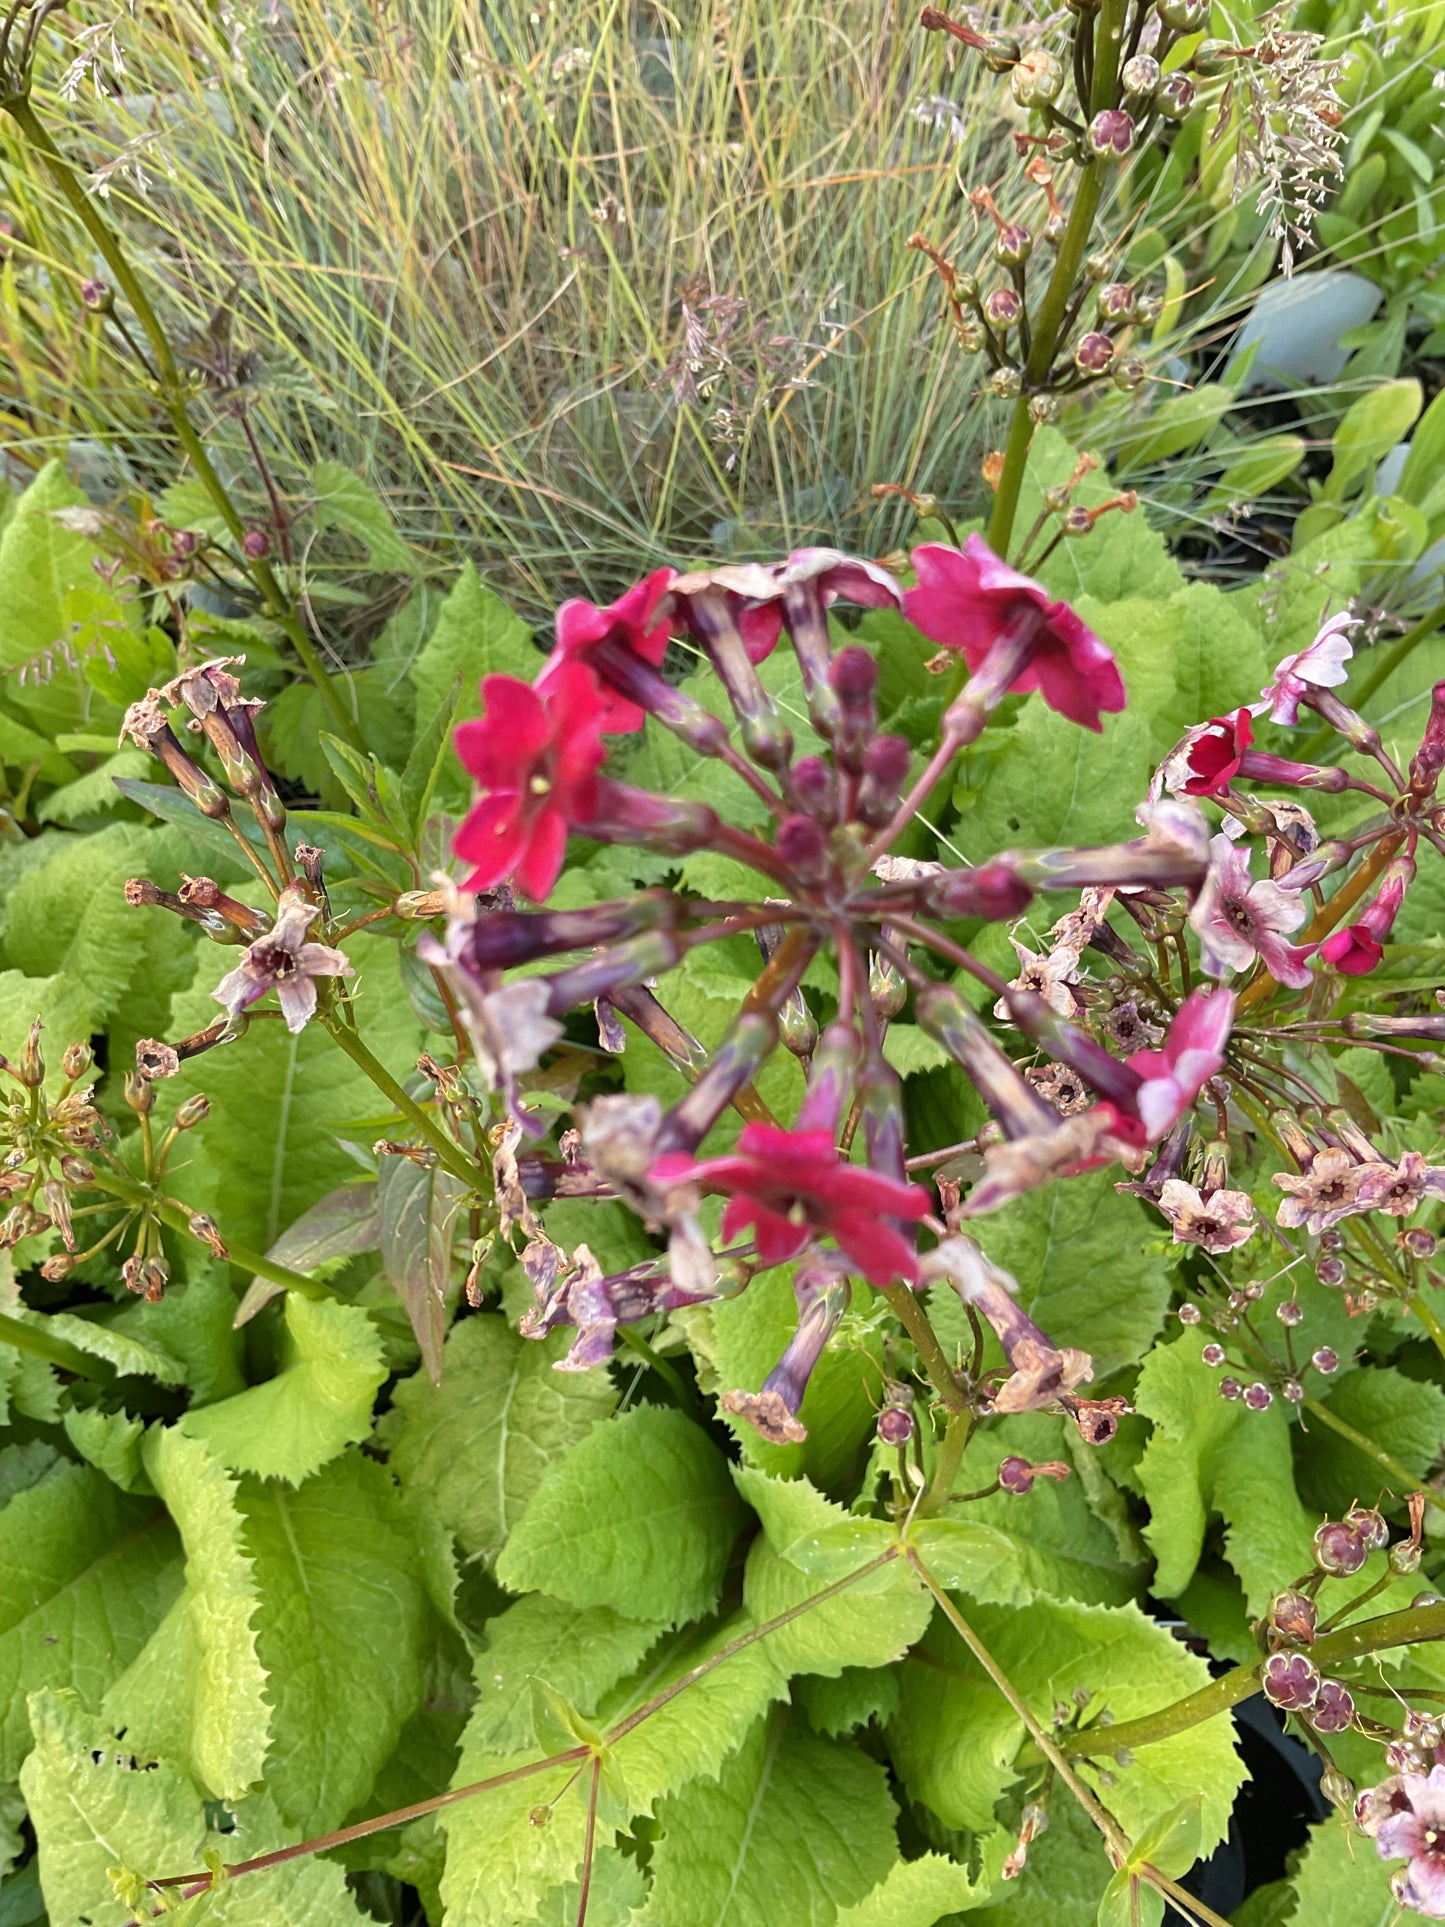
[0,1463,179,1778]
[890,1595,1243,1855]
[1295,1364,1445,1518]
[61,1406,148,1494]
[310,460,418,574]
[835,1851,995,1925]
[388,1313,615,1563]
[180,1294,386,1484]
[105,1427,268,1800]
[496,1405,746,1626]
[633,1708,898,1926]
[238,1451,431,1835]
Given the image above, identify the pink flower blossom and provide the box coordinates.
[1252,612,1355,726]
[1125,988,1235,1141]
[534,567,676,732]
[651,1121,930,1284]
[1191,834,1314,989]
[903,535,1126,731]
[1174,708,1254,797]
[1356,1151,1445,1218]
[1273,1147,1369,1234]
[1366,1764,1445,1919]
[993,937,1080,1021]
[1156,1178,1256,1252]
[1319,853,1414,978]
[453,665,608,900]
[212,886,352,1034]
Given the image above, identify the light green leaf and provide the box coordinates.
[881,1026,951,1078]
[407,562,538,807]
[734,1466,896,1580]
[35,749,150,824]
[522,1853,647,1927]
[310,460,418,573]
[237,1452,431,1835]
[0,1463,179,1778]
[105,1427,269,1801]
[496,1405,746,1627]
[22,1688,205,1927]
[634,1708,898,1926]
[1135,1330,1314,1614]
[890,1596,1243,1854]
[1097,1868,1164,1927]
[387,1313,615,1563]
[797,1665,901,1738]
[1280,1814,1398,1926]
[465,1595,662,1758]
[21,1692,370,1927]
[180,1294,386,1485]
[1324,377,1423,501]
[3,1307,186,1385]
[835,1851,993,1925]
[1295,1365,1445,1518]
[61,1406,148,1493]
[968,1168,1171,1379]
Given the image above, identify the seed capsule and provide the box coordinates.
[1313,1519,1368,1576]
[1310,1346,1339,1374]
[1262,1650,1320,1712]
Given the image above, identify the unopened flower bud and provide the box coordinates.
[1308,1680,1355,1734]
[40,1254,74,1281]
[988,366,1022,399]
[1159,0,1208,26]
[80,278,111,310]
[1243,1381,1273,1411]
[1262,1650,1320,1711]
[124,1072,156,1116]
[242,529,271,560]
[1320,1769,1354,1813]
[1219,1375,1241,1400]
[1097,283,1134,321]
[170,527,199,559]
[1310,1346,1339,1374]
[59,1155,94,1185]
[1276,1299,1304,1327]
[998,1455,1035,1494]
[1088,109,1135,158]
[139,1257,168,1302]
[176,1093,211,1129]
[1084,252,1113,281]
[778,991,819,1059]
[1313,1519,1368,1576]
[1404,1228,1437,1260]
[1177,1301,1202,1325]
[955,319,985,354]
[1281,1378,1304,1404]
[1390,1540,1423,1576]
[188,1212,228,1258]
[1111,356,1147,392]
[983,287,1022,329]
[878,1386,915,1447]
[1268,1590,1317,1645]
[1157,72,1196,118]
[1315,1255,1346,1288]
[1010,48,1064,105]
[18,1020,43,1088]
[1074,332,1115,375]
[62,1043,92,1080]
[1120,53,1161,99]
[1201,1343,1226,1366]
[1027,393,1061,424]
[1345,1506,1389,1551]
[776,814,829,882]
[790,756,832,819]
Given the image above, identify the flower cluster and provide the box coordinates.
[428,536,1232,1447]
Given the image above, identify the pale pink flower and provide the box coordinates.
[1156,1178,1256,1253]
[1356,1151,1445,1219]
[1252,612,1355,727]
[1366,1764,1445,1919]
[993,936,1080,1021]
[1191,835,1313,990]
[1273,1147,1369,1234]
[212,887,351,1034]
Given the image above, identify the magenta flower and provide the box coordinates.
[651,1121,930,1285]
[1125,988,1234,1141]
[720,1257,851,1443]
[534,567,676,733]
[1319,852,1414,977]
[453,665,608,900]
[1191,834,1314,989]
[212,886,352,1034]
[1368,1765,1445,1918]
[903,535,1126,731]
[1173,708,1254,797]
[1252,612,1355,726]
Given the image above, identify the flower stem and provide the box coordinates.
[919,1405,974,1515]
[1407,1289,1445,1366]
[1048,1599,1445,1761]
[984,0,1129,562]
[320,1017,481,1188]
[2,96,362,750]
[875,1279,968,1414]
